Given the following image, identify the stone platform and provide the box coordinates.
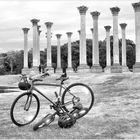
[77,64,90,72]
[110,64,122,73]
[133,62,140,72]
[91,64,103,73]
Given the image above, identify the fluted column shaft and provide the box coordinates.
[104,26,111,66]
[37,26,41,66]
[77,6,88,66]
[31,19,40,67]
[38,30,41,66]
[66,32,72,68]
[78,30,81,61]
[91,28,94,65]
[45,22,53,68]
[56,34,62,68]
[91,11,100,65]
[120,23,127,66]
[22,28,29,68]
[110,7,120,65]
[132,2,140,63]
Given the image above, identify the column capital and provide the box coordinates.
[22,28,30,34]
[45,22,53,28]
[110,7,120,16]
[77,5,88,15]
[66,32,73,37]
[120,23,127,29]
[56,34,62,39]
[104,26,111,31]
[132,2,140,12]
[31,19,40,25]
[90,11,100,19]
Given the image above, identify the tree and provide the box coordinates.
[6,51,16,74]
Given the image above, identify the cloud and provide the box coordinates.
[0,0,138,53]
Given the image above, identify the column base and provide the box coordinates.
[56,68,62,73]
[91,64,103,73]
[122,66,129,73]
[133,62,140,72]
[104,66,112,73]
[110,64,122,73]
[22,68,30,75]
[30,66,39,76]
[45,66,54,74]
[66,67,74,73]
[77,64,90,72]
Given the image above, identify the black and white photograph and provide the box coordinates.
[0,0,140,139]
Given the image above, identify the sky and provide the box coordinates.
[0,0,139,53]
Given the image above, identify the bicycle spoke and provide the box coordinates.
[62,83,94,119]
[62,101,73,106]
[10,93,40,126]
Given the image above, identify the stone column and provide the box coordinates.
[66,32,73,72]
[78,30,81,58]
[22,28,30,74]
[37,26,41,66]
[120,23,129,72]
[56,34,62,73]
[90,11,102,72]
[77,6,89,72]
[110,7,122,73]
[132,2,140,72]
[104,26,111,73]
[30,19,40,75]
[38,30,41,67]
[91,28,94,65]
[45,22,54,72]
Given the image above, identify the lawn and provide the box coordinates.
[0,72,140,139]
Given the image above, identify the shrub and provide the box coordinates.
[0,65,6,75]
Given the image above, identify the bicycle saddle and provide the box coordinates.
[56,73,69,82]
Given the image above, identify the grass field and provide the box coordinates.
[0,72,140,139]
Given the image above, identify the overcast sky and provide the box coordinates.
[0,0,138,53]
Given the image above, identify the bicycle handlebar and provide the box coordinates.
[20,72,50,83]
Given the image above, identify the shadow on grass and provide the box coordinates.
[0,86,18,93]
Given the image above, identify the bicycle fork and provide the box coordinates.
[24,94,32,111]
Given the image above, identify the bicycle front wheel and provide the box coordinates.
[62,83,94,119]
[10,92,40,126]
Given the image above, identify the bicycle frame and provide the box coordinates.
[28,82,68,107]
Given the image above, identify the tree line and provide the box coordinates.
[0,36,135,75]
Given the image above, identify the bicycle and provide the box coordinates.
[10,72,94,130]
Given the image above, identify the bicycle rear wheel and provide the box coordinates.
[10,92,40,126]
[62,83,94,119]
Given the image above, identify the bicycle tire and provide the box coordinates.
[33,114,55,131]
[10,92,40,126]
[61,83,94,119]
